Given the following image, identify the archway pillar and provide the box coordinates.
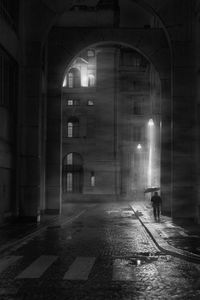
[45,73,62,214]
[18,41,44,219]
[171,41,196,218]
[160,77,172,215]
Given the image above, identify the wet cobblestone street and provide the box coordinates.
[0,203,200,299]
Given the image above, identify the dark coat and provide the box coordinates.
[151,195,162,207]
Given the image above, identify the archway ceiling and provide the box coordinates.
[24,0,170,51]
[41,0,154,28]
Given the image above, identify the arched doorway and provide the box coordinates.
[63,153,83,196]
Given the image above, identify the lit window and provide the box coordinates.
[67,173,73,192]
[67,99,80,106]
[68,73,73,88]
[67,153,73,165]
[68,122,73,137]
[87,100,94,106]
[88,74,95,87]
[91,172,95,187]
[67,100,73,106]
[133,99,143,115]
[67,117,79,138]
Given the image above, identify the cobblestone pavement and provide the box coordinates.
[0,203,200,299]
[131,201,200,257]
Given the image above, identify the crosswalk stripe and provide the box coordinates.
[63,257,95,280]
[112,259,135,281]
[0,256,22,274]
[16,255,57,279]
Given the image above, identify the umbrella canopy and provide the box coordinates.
[144,187,160,194]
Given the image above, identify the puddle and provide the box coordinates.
[128,255,159,266]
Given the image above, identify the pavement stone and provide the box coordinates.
[0,203,200,299]
[130,200,200,262]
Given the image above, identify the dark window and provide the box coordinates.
[133,98,144,115]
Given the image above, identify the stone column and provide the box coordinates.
[160,77,173,215]
[18,41,43,219]
[45,69,62,214]
[196,8,200,222]
[172,41,196,218]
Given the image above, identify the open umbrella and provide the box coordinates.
[144,187,160,193]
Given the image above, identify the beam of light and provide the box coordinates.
[148,119,154,187]
[62,75,67,87]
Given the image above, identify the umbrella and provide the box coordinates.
[144,187,160,194]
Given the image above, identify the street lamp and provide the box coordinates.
[148,118,154,127]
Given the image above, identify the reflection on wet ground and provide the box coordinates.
[0,202,200,299]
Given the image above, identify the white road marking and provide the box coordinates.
[16,255,57,279]
[0,256,22,274]
[179,231,188,237]
[106,210,120,214]
[63,257,95,280]
[112,259,135,281]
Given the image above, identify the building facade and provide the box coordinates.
[62,46,161,202]
[0,0,200,222]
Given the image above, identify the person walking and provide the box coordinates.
[151,191,162,221]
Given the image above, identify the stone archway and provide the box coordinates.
[46,29,172,214]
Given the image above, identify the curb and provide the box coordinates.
[130,204,200,264]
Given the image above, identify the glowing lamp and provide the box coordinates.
[148,119,154,126]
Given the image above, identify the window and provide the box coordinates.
[87,99,94,106]
[67,122,73,137]
[88,74,95,87]
[67,68,81,88]
[67,100,73,106]
[67,153,73,165]
[67,173,73,192]
[88,50,94,57]
[67,99,80,106]
[68,73,73,88]
[91,171,95,187]
[67,117,79,138]
[63,153,83,193]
